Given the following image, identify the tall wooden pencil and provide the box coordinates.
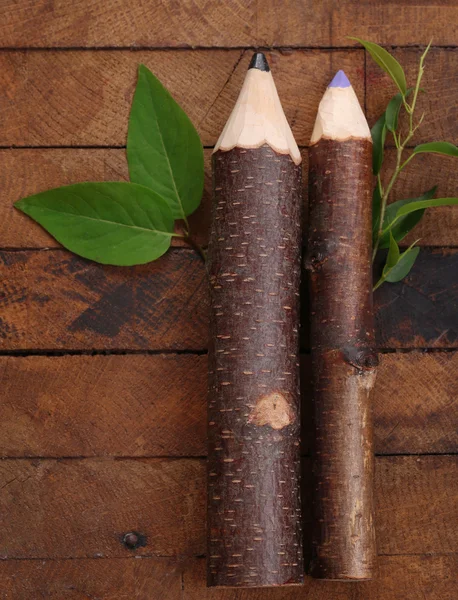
[306,70,378,580]
[207,52,303,588]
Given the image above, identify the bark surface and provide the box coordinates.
[207,145,303,587]
[306,138,378,580]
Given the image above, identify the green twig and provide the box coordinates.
[372,42,431,263]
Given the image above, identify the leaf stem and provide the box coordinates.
[185,235,207,262]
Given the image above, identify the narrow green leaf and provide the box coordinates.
[385,244,420,283]
[15,182,175,266]
[384,232,400,271]
[349,38,407,95]
[413,141,458,157]
[396,196,458,218]
[371,114,387,175]
[127,64,204,221]
[385,93,403,132]
[378,186,437,249]
[372,184,382,244]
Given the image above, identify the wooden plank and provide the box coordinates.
[2,148,458,250]
[332,1,458,48]
[0,557,182,600]
[1,353,457,458]
[0,354,208,458]
[1,555,456,600]
[2,1,457,48]
[183,555,458,600]
[0,456,455,558]
[366,48,458,144]
[0,458,205,559]
[0,50,364,147]
[374,249,458,349]
[0,0,258,48]
[0,249,208,351]
[0,248,457,351]
[373,353,458,454]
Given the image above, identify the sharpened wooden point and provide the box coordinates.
[213,54,301,164]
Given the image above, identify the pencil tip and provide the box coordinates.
[328,70,351,88]
[249,52,270,72]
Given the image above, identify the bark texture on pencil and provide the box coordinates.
[306,70,378,581]
[207,52,303,588]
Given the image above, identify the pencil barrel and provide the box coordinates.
[306,138,378,580]
[207,145,303,587]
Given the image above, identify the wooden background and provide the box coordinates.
[0,1,457,598]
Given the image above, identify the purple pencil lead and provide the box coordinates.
[328,70,351,88]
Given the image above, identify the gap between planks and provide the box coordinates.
[0,348,457,357]
[0,45,454,52]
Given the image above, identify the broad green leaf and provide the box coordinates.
[385,93,403,132]
[413,141,458,157]
[15,182,175,266]
[385,244,420,283]
[378,186,437,249]
[350,38,407,95]
[371,114,387,175]
[127,64,204,221]
[384,232,400,271]
[372,184,382,244]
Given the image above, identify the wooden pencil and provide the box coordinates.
[306,70,378,581]
[207,52,303,588]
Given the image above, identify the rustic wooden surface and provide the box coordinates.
[0,1,457,597]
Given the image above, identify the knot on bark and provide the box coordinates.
[248,391,294,430]
[343,346,379,372]
[304,250,327,273]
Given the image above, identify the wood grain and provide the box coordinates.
[183,555,458,600]
[374,248,458,349]
[0,249,208,351]
[0,50,364,147]
[0,456,455,559]
[367,48,458,145]
[0,557,182,600]
[0,354,207,458]
[0,458,205,559]
[0,352,456,458]
[1,554,457,599]
[0,0,258,48]
[1,248,457,350]
[2,148,457,250]
[1,0,457,48]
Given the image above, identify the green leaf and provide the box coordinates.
[371,114,387,175]
[378,186,437,249]
[15,182,175,266]
[127,64,204,221]
[384,232,400,271]
[349,38,407,95]
[374,239,420,290]
[385,93,403,132]
[396,196,458,218]
[385,244,420,283]
[413,141,458,157]
[372,184,382,244]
